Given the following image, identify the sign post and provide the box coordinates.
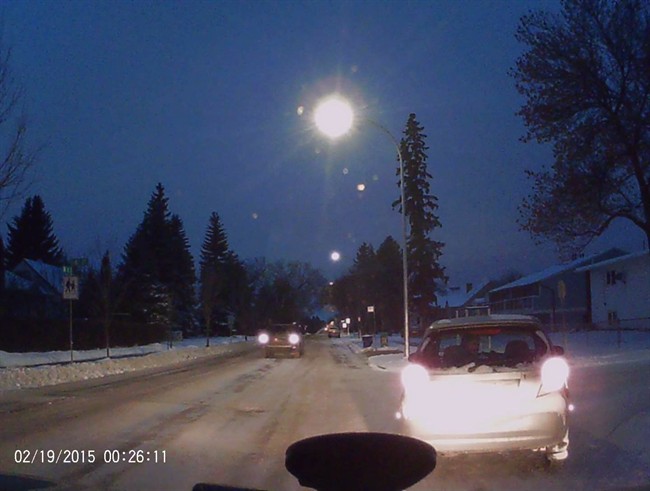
[63,275,79,362]
[367,305,376,336]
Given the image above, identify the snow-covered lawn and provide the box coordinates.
[0,336,255,391]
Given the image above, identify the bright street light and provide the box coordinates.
[314,96,354,138]
[314,95,411,357]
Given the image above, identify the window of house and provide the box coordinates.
[607,311,618,325]
[606,270,617,285]
[606,270,626,285]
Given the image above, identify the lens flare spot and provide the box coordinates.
[297,106,304,116]
[330,251,341,262]
[343,168,349,175]
[357,183,366,192]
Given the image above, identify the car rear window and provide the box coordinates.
[416,325,549,370]
[267,324,297,334]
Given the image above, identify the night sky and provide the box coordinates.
[3,1,645,284]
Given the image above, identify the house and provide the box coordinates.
[3,259,65,319]
[433,280,493,320]
[488,248,627,330]
[575,250,650,329]
[10,259,64,295]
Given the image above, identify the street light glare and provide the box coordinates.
[314,96,354,138]
[312,93,410,357]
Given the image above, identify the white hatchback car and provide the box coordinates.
[397,315,571,464]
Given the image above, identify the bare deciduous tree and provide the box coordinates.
[0,40,37,218]
[512,0,650,257]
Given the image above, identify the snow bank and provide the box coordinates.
[0,337,254,391]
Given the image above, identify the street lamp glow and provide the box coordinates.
[312,95,411,357]
[330,251,341,262]
[314,96,354,138]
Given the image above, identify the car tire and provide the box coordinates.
[544,428,569,468]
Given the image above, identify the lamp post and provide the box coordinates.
[314,96,410,357]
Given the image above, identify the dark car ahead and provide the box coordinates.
[327,326,341,338]
[257,323,304,358]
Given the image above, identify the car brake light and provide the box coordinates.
[540,357,569,393]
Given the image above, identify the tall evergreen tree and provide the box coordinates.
[329,273,357,326]
[199,213,252,338]
[221,251,251,334]
[394,114,446,327]
[375,236,404,333]
[6,195,64,269]
[78,251,120,356]
[166,215,196,329]
[118,184,168,323]
[352,242,377,307]
[329,237,404,334]
[351,243,377,334]
[199,212,230,341]
[118,183,196,331]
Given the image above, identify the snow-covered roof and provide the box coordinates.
[429,314,541,330]
[27,259,64,294]
[435,280,491,308]
[4,271,33,290]
[575,249,650,272]
[13,259,64,295]
[490,248,626,293]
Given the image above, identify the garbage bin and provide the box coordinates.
[362,334,373,348]
[380,332,388,347]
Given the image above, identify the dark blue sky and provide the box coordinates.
[3,1,644,283]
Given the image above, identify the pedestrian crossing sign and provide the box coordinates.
[63,276,79,300]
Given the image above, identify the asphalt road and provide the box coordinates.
[0,337,401,491]
[0,336,648,491]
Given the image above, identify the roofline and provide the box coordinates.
[574,249,649,272]
[434,279,493,308]
[19,258,63,295]
[490,247,627,293]
[428,314,541,330]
